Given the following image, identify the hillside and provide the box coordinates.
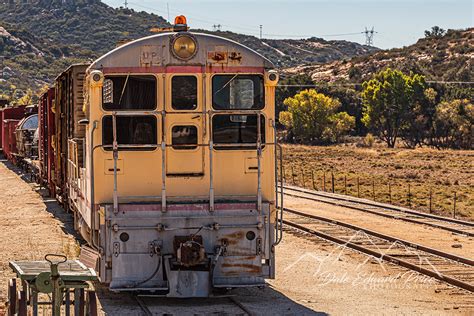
[283,28,474,83]
[0,0,376,96]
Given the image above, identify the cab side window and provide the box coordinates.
[102,116,157,150]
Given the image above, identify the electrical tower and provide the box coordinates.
[363,27,376,46]
[124,0,127,8]
[259,25,263,39]
[212,24,222,32]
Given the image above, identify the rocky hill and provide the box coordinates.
[283,28,473,83]
[0,0,376,95]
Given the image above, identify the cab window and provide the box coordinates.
[102,116,157,150]
[212,115,265,150]
[102,75,156,110]
[172,76,197,110]
[212,75,264,110]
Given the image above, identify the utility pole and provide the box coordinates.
[363,27,376,46]
[259,25,263,39]
[167,2,170,22]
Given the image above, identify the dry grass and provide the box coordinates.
[281,144,474,220]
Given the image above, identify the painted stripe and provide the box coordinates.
[102,66,265,74]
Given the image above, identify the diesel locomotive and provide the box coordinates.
[7,16,283,298]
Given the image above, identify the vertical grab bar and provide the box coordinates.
[161,110,167,212]
[257,113,262,213]
[112,112,119,214]
[209,110,214,212]
[274,143,284,245]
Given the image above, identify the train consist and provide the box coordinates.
[1,16,283,297]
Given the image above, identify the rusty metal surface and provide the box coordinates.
[88,32,274,73]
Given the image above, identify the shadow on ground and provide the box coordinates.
[0,155,327,315]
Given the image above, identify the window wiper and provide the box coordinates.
[118,73,130,105]
[214,74,239,96]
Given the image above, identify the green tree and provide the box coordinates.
[424,26,446,38]
[361,68,427,148]
[432,99,473,149]
[279,89,355,144]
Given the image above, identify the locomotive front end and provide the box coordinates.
[80,18,282,297]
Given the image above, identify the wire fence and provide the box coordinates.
[282,165,473,220]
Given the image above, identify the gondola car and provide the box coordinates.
[39,16,283,297]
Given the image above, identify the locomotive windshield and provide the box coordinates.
[102,75,156,110]
[212,75,264,110]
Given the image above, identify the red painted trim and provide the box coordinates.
[115,202,258,212]
[102,66,265,74]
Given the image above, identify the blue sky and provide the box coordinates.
[103,0,473,49]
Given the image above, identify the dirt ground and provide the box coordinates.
[282,144,474,219]
[0,157,473,315]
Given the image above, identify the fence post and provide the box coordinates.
[291,166,295,185]
[331,171,335,193]
[453,191,456,219]
[282,165,286,184]
[429,188,432,213]
[388,182,392,204]
[357,177,360,198]
[408,183,411,208]
[372,179,375,201]
[344,175,347,195]
[323,172,326,192]
[301,168,305,188]
[311,170,316,190]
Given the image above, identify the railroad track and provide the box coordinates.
[283,207,474,293]
[133,294,253,315]
[282,185,474,237]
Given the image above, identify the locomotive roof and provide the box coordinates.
[88,32,275,72]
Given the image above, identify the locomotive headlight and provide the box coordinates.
[171,34,197,60]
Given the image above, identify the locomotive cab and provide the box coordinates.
[66,17,282,297]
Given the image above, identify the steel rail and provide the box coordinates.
[134,295,153,316]
[284,185,474,227]
[284,207,474,266]
[282,186,474,237]
[228,296,254,316]
[283,217,474,293]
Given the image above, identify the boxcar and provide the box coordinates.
[1,106,26,160]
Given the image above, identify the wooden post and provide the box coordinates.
[388,182,392,204]
[331,171,335,193]
[344,175,347,195]
[453,191,456,218]
[323,172,326,192]
[408,183,411,208]
[301,168,305,188]
[357,177,360,198]
[291,166,295,185]
[311,170,316,190]
[429,188,432,213]
[372,179,375,201]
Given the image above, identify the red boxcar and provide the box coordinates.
[1,106,26,159]
[38,88,56,195]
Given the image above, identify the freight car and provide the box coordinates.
[27,16,283,298]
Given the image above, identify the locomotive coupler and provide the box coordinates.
[174,236,207,267]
